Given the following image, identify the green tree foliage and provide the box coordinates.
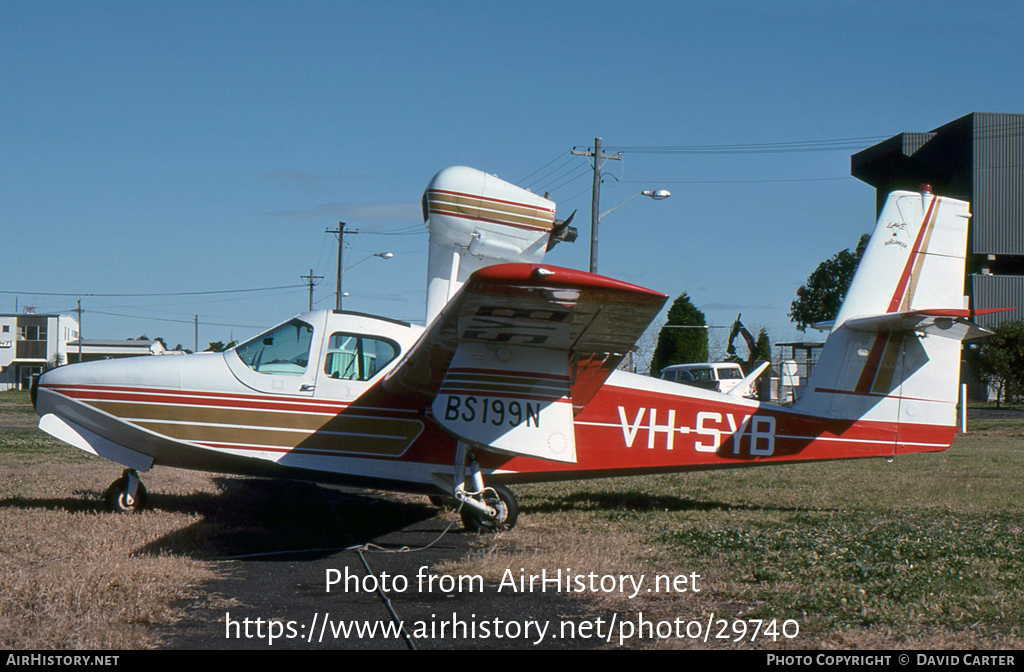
[753,328,773,368]
[790,234,870,331]
[204,340,237,353]
[651,293,708,376]
[976,320,1024,407]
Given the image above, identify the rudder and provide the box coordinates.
[795,187,977,453]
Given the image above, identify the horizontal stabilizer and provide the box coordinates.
[725,361,771,397]
[844,309,992,341]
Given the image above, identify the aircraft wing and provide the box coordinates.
[383,263,667,462]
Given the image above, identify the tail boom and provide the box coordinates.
[477,188,974,481]
[472,373,954,483]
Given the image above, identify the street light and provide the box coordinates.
[592,189,671,273]
[599,189,671,221]
[338,252,393,310]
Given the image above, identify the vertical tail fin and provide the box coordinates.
[422,167,575,324]
[795,188,982,452]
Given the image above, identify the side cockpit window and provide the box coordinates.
[324,333,399,381]
[235,319,314,375]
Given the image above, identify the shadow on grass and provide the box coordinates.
[0,493,108,514]
[521,489,835,516]
[0,477,442,562]
[144,478,443,561]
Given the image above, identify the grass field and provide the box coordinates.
[455,414,1024,649]
[2,389,1022,649]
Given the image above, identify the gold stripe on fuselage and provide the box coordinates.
[85,400,422,456]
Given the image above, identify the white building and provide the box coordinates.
[0,313,80,391]
[66,339,168,363]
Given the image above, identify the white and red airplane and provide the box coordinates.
[32,167,986,531]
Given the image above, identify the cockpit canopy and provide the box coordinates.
[231,312,409,386]
[235,318,314,376]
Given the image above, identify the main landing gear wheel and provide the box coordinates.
[460,482,518,533]
[104,469,148,513]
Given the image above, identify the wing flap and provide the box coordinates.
[432,342,578,462]
[385,264,667,400]
[383,264,667,460]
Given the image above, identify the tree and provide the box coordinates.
[790,234,870,331]
[651,293,708,377]
[204,341,237,353]
[753,328,773,367]
[976,320,1024,407]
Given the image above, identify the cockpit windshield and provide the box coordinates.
[234,319,314,375]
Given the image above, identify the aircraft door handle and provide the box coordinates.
[300,384,315,392]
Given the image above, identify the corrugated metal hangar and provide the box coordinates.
[852,112,1024,328]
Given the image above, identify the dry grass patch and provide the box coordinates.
[0,457,224,649]
[0,391,38,431]
[437,426,1024,649]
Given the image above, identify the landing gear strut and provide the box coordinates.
[104,468,148,513]
[449,442,519,533]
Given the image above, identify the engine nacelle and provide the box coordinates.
[423,166,566,324]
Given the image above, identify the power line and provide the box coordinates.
[359,226,426,236]
[541,161,593,193]
[85,286,307,311]
[0,284,306,298]
[524,156,578,191]
[618,176,853,185]
[608,135,892,155]
[86,309,268,330]
[516,151,571,186]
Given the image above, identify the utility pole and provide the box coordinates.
[326,222,359,310]
[76,298,82,363]
[300,268,323,311]
[194,315,198,353]
[571,137,621,274]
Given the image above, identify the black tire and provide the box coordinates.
[460,482,518,533]
[104,476,148,513]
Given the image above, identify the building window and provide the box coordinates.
[18,325,47,341]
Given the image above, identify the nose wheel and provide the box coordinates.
[104,469,148,513]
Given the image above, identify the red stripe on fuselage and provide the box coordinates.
[42,384,419,416]
[41,381,955,482]
[479,382,953,478]
[447,367,570,381]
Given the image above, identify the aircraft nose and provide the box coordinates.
[34,353,219,419]
[38,354,187,391]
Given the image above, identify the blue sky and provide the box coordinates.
[3,1,1023,355]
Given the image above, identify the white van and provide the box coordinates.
[659,362,749,395]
